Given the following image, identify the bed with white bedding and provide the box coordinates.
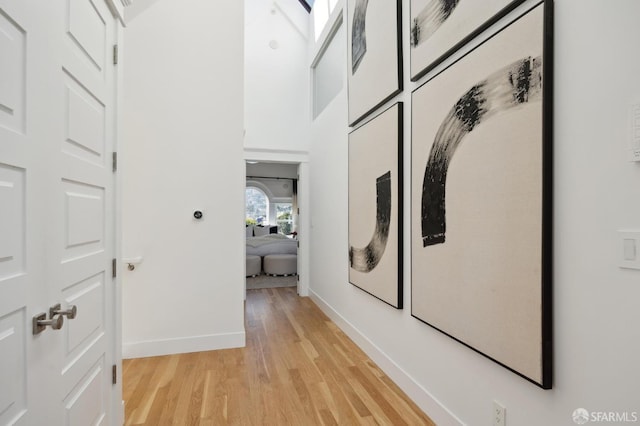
[246,234,297,257]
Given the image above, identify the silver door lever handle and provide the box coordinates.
[50,304,77,320]
[33,313,64,335]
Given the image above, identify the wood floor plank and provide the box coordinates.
[123,287,435,425]
[124,357,158,425]
[312,357,364,425]
[143,383,170,426]
[157,354,192,424]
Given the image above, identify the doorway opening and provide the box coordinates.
[244,161,301,294]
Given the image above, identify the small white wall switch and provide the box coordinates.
[493,401,506,426]
[624,239,636,261]
[619,230,640,270]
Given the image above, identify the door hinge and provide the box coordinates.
[113,44,118,65]
[112,152,117,172]
[112,258,117,278]
[112,364,117,384]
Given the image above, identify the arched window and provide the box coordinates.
[245,187,269,225]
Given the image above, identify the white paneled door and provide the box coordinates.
[0,0,118,424]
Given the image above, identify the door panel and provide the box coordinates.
[0,8,26,136]
[0,1,39,424]
[67,0,108,74]
[63,273,105,356]
[64,356,107,425]
[64,0,110,100]
[0,308,27,425]
[57,0,114,422]
[62,180,105,259]
[63,71,107,166]
[61,329,108,409]
[0,164,25,279]
[0,164,26,425]
[58,0,115,425]
[0,0,117,423]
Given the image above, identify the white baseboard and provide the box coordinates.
[309,290,464,426]
[122,331,245,359]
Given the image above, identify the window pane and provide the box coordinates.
[313,0,329,41]
[276,203,293,235]
[246,188,268,225]
[313,21,344,118]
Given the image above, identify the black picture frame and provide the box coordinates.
[410,0,528,82]
[349,103,404,309]
[410,1,553,389]
[347,0,403,126]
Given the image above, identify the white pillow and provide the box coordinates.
[246,226,254,238]
[253,226,270,237]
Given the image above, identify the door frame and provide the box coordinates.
[104,0,127,422]
[102,0,126,423]
[243,148,310,297]
[111,16,125,426]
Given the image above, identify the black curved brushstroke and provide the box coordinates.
[351,0,369,74]
[350,171,392,272]
[411,0,461,47]
[421,56,542,247]
[297,0,312,13]
[441,0,459,17]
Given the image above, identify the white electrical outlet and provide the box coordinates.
[494,401,506,426]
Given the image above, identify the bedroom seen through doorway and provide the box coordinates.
[244,161,300,292]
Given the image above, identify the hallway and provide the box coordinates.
[123,288,434,425]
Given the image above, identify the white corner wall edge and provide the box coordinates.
[122,331,246,359]
[309,290,464,426]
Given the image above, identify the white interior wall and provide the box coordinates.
[121,0,245,358]
[244,0,310,152]
[308,0,640,424]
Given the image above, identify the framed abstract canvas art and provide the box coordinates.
[411,1,553,388]
[349,103,403,308]
[410,0,527,80]
[347,0,402,126]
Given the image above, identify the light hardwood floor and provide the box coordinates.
[123,287,435,425]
